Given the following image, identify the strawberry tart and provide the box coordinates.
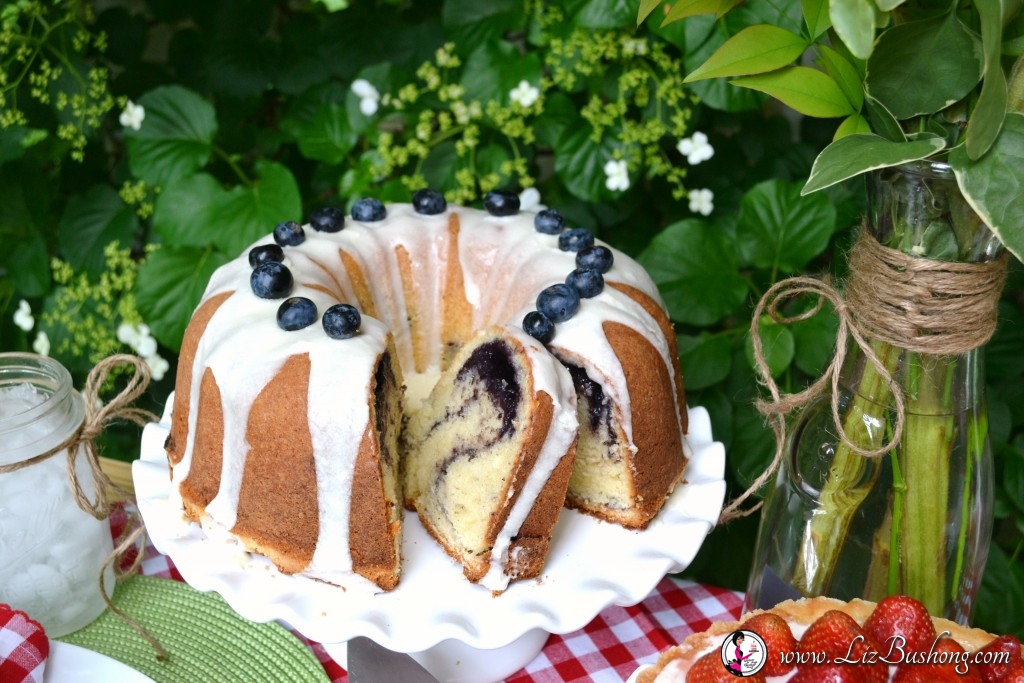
[633,595,1024,682]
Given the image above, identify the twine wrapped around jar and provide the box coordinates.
[720,224,1009,524]
[0,354,166,659]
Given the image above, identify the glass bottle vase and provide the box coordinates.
[744,161,1002,623]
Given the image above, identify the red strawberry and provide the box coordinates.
[789,664,864,682]
[864,595,938,656]
[997,661,1024,682]
[685,651,765,682]
[744,612,797,676]
[976,635,1023,682]
[893,637,981,683]
[798,610,887,683]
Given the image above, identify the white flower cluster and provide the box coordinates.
[677,131,714,165]
[604,159,629,192]
[117,323,169,381]
[119,100,145,131]
[509,80,539,107]
[13,300,50,356]
[351,79,381,116]
[688,188,715,216]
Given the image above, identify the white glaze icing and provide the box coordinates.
[171,202,685,589]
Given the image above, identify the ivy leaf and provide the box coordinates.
[208,161,302,257]
[124,85,218,188]
[866,14,982,121]
[678,332,733,390]
[553,126,622,202]
[790,305,839,377]
[152,173,223,248]
[685,25,808,82]
[965,0,1007,160]
[745,315,796,378]
[951,113,1024,263]
[736,179,837,273]
[730,66,856,118]
[135,245,230,352]
[637,219,749,326]
[460,42,542,105]
[57,185,139,279]
[830,0,877,60]
[295,104,357,165]
[803,133,946,194]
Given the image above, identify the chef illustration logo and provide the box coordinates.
[719,629,767,677]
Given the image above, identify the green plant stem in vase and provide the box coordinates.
[746,161,1004,622]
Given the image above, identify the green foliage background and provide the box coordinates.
[2,0,1023,637]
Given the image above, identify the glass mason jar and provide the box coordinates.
[745,161,1001,623]
[0,353,115,637]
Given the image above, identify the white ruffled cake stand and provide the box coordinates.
[134,396,726,683]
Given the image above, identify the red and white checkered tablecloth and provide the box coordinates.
[125,515,743,682]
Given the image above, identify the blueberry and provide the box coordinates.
[566,268,604,298]
[558,228,595,252]
[309,206,345,232]
[575,245,613,274]
[523,310,555,344]
[536,283,581,323]
[352,198,386,222]
[412,188,447,215]
[277,297,318,331]
[250,261,294,299]
[248,244,285,268]
[322,303,361,339]
[273,220,305,247]
[534,209,565,235]
[483,190,520,216]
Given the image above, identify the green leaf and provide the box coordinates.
[677,15,767,113]
[863,94,906,143]
[736,179,837,273]
[834,112,873,139]
[209,161,303,257]
[553,126,623,202]
[965,0,1008,160]
[730,66,856,118]
[124,85,218,188]
[8,231,50,297]
[460,42,542,106]
[975,543,1024,636]
[685,25,807,82]
[866,14,983,121]
[568,0,638,28]
[57,185,139,279]
[803,134,946,194]
[817,44,863,111]
[745,315,796,378]
[442,0,526,48]
[152,173,223,248]
[951,113,1024,263]
[830,0,878,60]
[677,332,733,390]
[637,219,749,326]
[637,0,663,25]
[790,305,839,377]
[135,246,231,352]
[295,104,357,165]
[802,0,831,40]
[663,0,743,24]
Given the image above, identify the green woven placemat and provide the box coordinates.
[58,576,330,683]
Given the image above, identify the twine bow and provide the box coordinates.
[718,226,1008,525]
[0,354,166,660]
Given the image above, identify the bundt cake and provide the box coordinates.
[165,190,688,592]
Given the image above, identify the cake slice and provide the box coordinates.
[402,325,579,592]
